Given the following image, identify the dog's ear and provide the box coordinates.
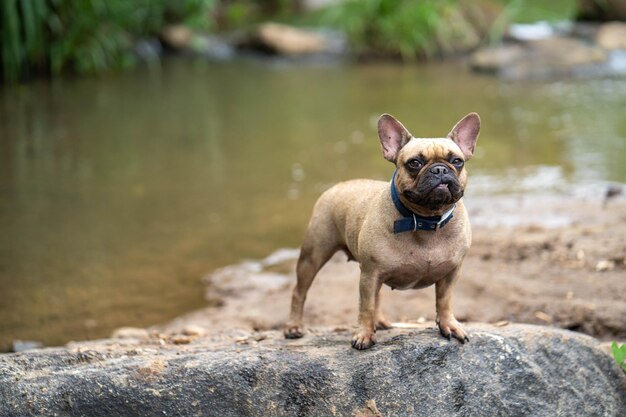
[447,112,480,160]
[378,114,412,163]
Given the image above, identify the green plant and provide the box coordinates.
[0,0,216,82]
[47,0,166,75]
[1,0,49,81]
[612,342,626,372]
[315,0,579,60]
[320,0,458,60]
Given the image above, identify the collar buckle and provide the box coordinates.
[435,204,456,230]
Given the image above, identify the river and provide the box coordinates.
[0,58,624,348]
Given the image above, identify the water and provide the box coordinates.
[0,58,624,348]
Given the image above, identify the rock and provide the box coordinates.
[597,22,626,50]
[133,38,162,62]
[470,37,608,79]
[596,259,616,272]
[529,36,608,65]
[0,324,624,416]
[160,25,194,50]
[469,44,526,74]
[160,25,235,60]
[170,335,192,345]
[11,340,43,352]
[182,325,206,337]
[239,23,330,55]
[189,34,235,60]
[111,327,149,339]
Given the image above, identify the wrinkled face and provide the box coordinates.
[378,112,480,212]
[396,139,467,210]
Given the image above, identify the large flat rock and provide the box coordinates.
[0,324,624,416]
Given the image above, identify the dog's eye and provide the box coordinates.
[451,158,464,168]
[406,159,423,170]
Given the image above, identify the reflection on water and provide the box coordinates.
[0,58,624,348]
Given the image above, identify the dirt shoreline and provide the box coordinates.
[156,192,626,343]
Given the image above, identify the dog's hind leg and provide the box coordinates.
[284,224,339,339]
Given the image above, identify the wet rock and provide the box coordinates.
[597,22,626,50]
[160,25,193,50]
[239,23,335,55]
[160,25,234,60]
[0,324,624,416]
[189,34,235,60]
[11,340,43,352]
[133,38,162,62]
[469,44,526,74]
[470,37,608,79]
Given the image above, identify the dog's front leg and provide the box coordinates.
[435,268,469,343]
[352,270,381,350]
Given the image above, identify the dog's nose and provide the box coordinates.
[429,164,449,175]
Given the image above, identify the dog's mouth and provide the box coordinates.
[402,177,463,210]
[431,181,455,198]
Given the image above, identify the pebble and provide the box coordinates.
[182,325,206,337]
[595,260,615,272]
[111,327,149,339]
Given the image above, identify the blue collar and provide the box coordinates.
[390,170,456,234]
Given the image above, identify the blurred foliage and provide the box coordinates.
[211,0,295,31]
[497,0,577,23]
[317,0,577,60]
[0,0,583,82]
[0,0,216,82]
[320,0,456,59]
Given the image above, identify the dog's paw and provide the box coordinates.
[375,318,393,331]
[351,331,376,350]
[436,317,469,344]
[284,324,304,339]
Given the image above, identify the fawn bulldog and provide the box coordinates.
[284,112,480,350]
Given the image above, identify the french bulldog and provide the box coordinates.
[284,112,480,350]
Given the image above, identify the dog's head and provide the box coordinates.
[378,113,480,213]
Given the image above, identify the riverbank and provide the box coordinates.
[154,190,626,342]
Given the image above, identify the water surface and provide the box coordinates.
[1,58,624,348]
